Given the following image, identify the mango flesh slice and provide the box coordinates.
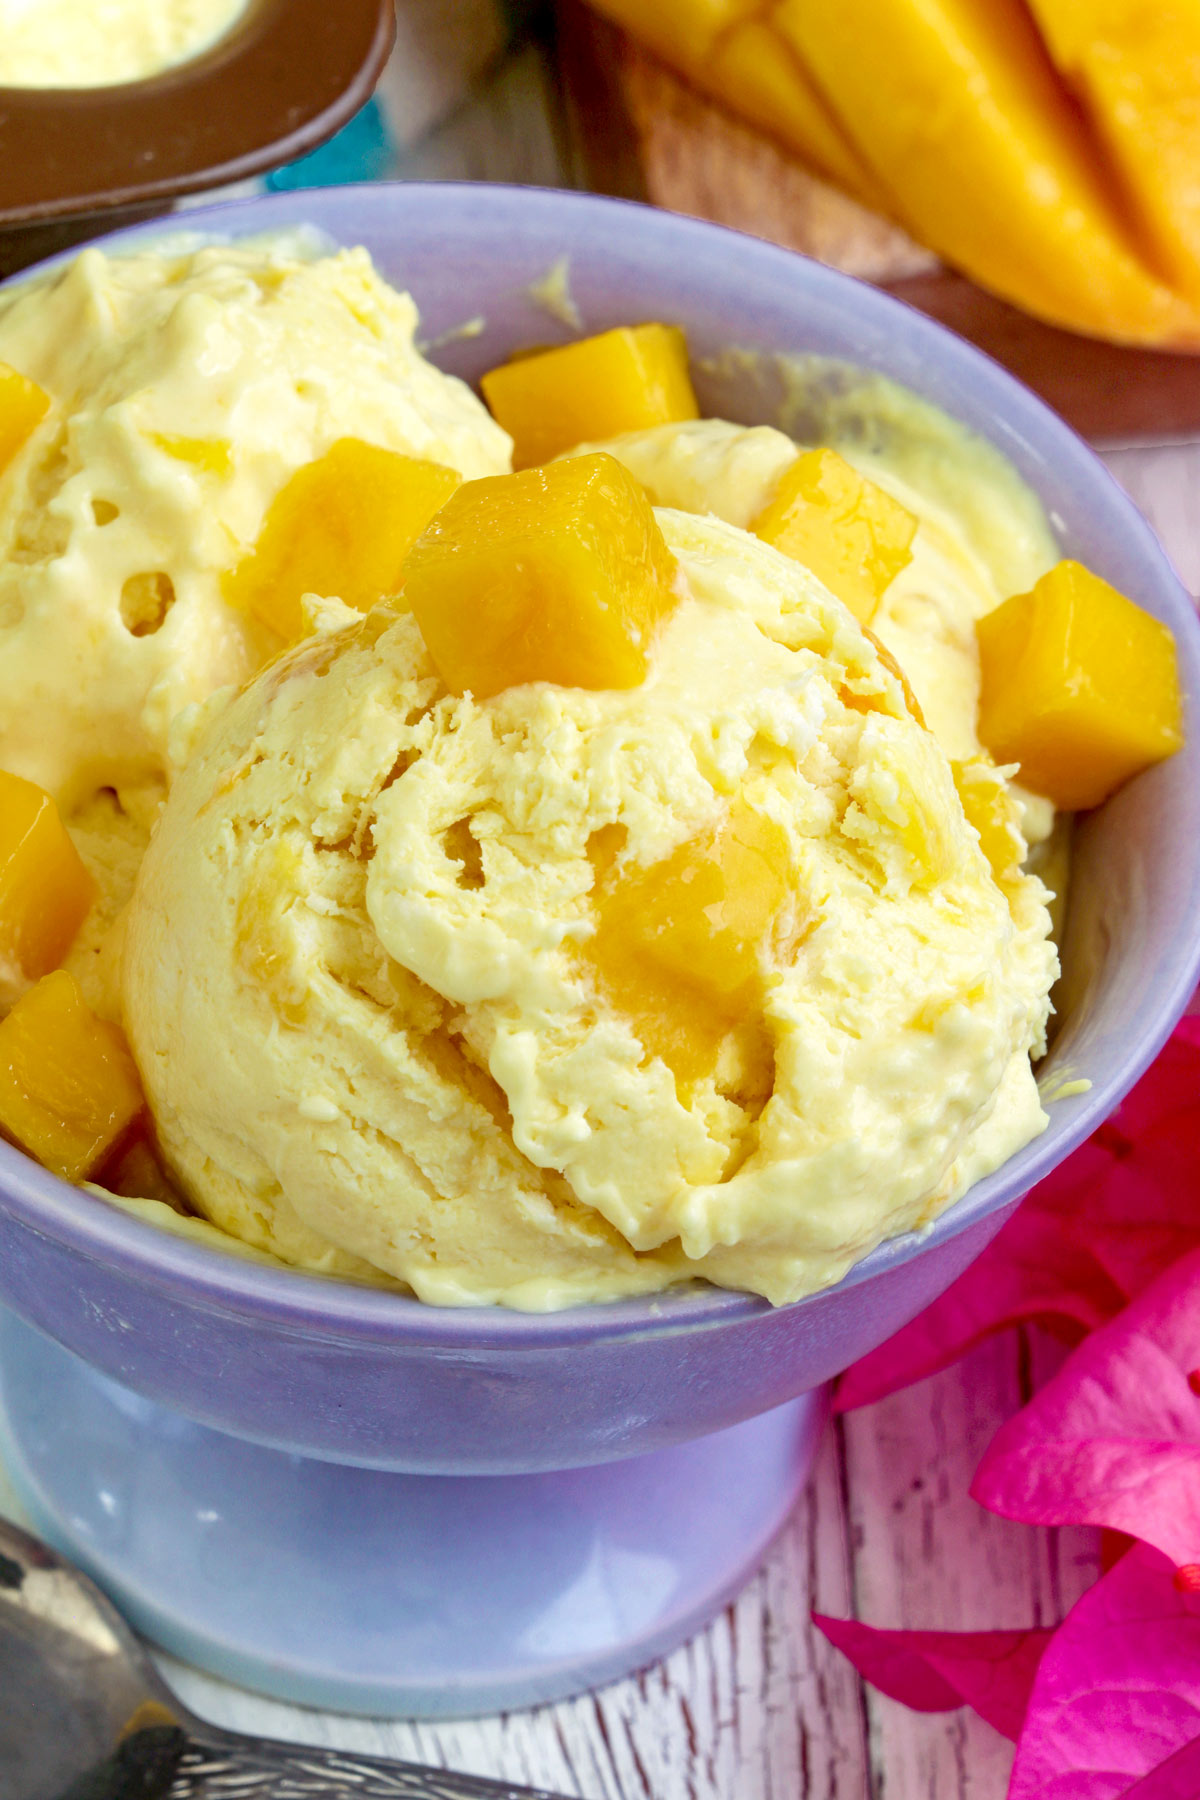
[773,0,1200,346]
[700,20,889,210]
[752,448,918,624]
[0,770,95,1001]
[0,970,144,1182]
[0,361,50,477]
[583,803,793,1083]
[977,559,1184,811]
[480,325,699,470]
[1026,0,1200,302]
[404,452,679,699]
[223,438,461,642]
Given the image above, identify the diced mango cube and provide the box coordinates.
[0,970,144,1182]
[224,438,460,642]
[752,448,918,623]
[0,770,94,1000]
[976,560,1184,811]
[404,453,679,699]
[583,802,793,1082]
[480,324,699,469]
[0,362,50,477]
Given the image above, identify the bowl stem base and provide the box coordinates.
[0,1307,824,1717]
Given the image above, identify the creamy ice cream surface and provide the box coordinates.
[0,0,249,88]
[122,508,1057,1309]
[0,237,511,819]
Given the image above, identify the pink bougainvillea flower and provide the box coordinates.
[811,1615,1050,1740]
[1008,1545,1200,1799]
[837,1020,1200,1414]
[972,1249,1200,1569]
[1118,1736,1200,1798]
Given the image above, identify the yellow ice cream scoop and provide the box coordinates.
[121,503,1057,1311]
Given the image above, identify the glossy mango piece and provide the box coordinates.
[480,325,699,470]
[583,803,793,1082]
[0,970,144,1182]
[752,448,917,623]
[977,560,1183,811]
[1028,0,1200,301]
[774,0,1200,345]
[0,361,50,477]
[404,453,678,699]
[585,0,889,209]
[224,438,461,642]
[700,20,889,209]
[0,770,94,1000]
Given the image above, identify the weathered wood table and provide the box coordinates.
[3,21,1198,1796]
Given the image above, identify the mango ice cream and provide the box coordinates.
[0,236,1077,1310]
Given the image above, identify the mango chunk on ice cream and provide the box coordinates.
[0,771,95,1003]
[404,453,679,699]
[752,448,918,624]
[224,439,461,643]
[0,361,49,477]
[583,802,795,1084]
[0,970,144,1182]
[481,325,699,469]
[977,560,1183,810]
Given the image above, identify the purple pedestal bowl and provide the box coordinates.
[1,182,1199,1476]
[1,183,1200,1717]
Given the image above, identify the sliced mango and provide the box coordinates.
[480,325,699,470]
[583,802,793,1082]
[581,0,759,75]
[0,771,95,999]
[404,452,678,699]
[0,970,144,1182]
[977,560,1183,811]
[1027,0,1200,302]
[0,362,50,477]
[774,0,1200,345]
[224,439,460,642]
[752,447,918,623]
[699,20,890,210]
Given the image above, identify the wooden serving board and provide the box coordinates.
[555,1,1200,443]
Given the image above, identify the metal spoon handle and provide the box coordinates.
[174,1737,574,1800]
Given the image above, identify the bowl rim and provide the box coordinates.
[3,179,1200,1350]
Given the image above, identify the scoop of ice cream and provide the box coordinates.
[575,418,1020,761]
[122,508,1056,1309]
[0,235,510,816]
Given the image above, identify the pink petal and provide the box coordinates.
[973,1249,1200,1568]
[1118,1735,1200,1799]
[837,1020,1200,1413]
[1009,1545,1200,1800]
[812,1614,1051,1740]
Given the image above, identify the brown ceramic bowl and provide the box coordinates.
[0,0,394,272]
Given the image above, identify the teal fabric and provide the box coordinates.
[266,99,394,192]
